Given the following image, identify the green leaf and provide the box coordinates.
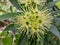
[49,25,60,40]
[54,17,60,24]
[15,34,20,45]
[0,13,17,21]
[40,38,44,45]
[47,0,59,8]
[19,36,28,45]
[4,24,15,31]
[18,32,28,45]
[46,0,53,3]
[0,31,7,36]
[9,0,23,12]
[2,36,13,45]
[56,1,60,9]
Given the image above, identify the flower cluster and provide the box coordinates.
[15,8,53,35]
[15,0,54,45]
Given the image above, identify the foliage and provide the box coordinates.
[0,0,60,45]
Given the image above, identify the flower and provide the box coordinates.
[15,8,54,35]
[19,0,32,6]
[14,0,54,45]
